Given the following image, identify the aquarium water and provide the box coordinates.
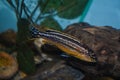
[0,0,120,32]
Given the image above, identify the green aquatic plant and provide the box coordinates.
[7,0,36,74]
[39,0,88,19]
[38,0,89,29]
[16,19,36,74]
[40,17,62,31]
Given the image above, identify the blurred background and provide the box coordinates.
[0,0,120,32]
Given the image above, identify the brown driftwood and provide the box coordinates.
[63,22,120,79]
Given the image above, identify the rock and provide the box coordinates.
[13,71,27,80]
[83,76,114,80]
[0,29,16,47]
[0,51,18,79]
[63,22,120,79]
[22,60,84,80]
[42,65,84,80]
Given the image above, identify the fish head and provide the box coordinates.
[81,49,97,63]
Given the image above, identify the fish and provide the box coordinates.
[30,26,97,62]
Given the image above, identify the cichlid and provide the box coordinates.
[30,26,97,62]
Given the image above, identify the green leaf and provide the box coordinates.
[40,17,63,31]
[39,0,61,13]
[57,0,89,19]
[38,0,89,19]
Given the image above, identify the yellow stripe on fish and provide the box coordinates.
[30,26,97,62]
